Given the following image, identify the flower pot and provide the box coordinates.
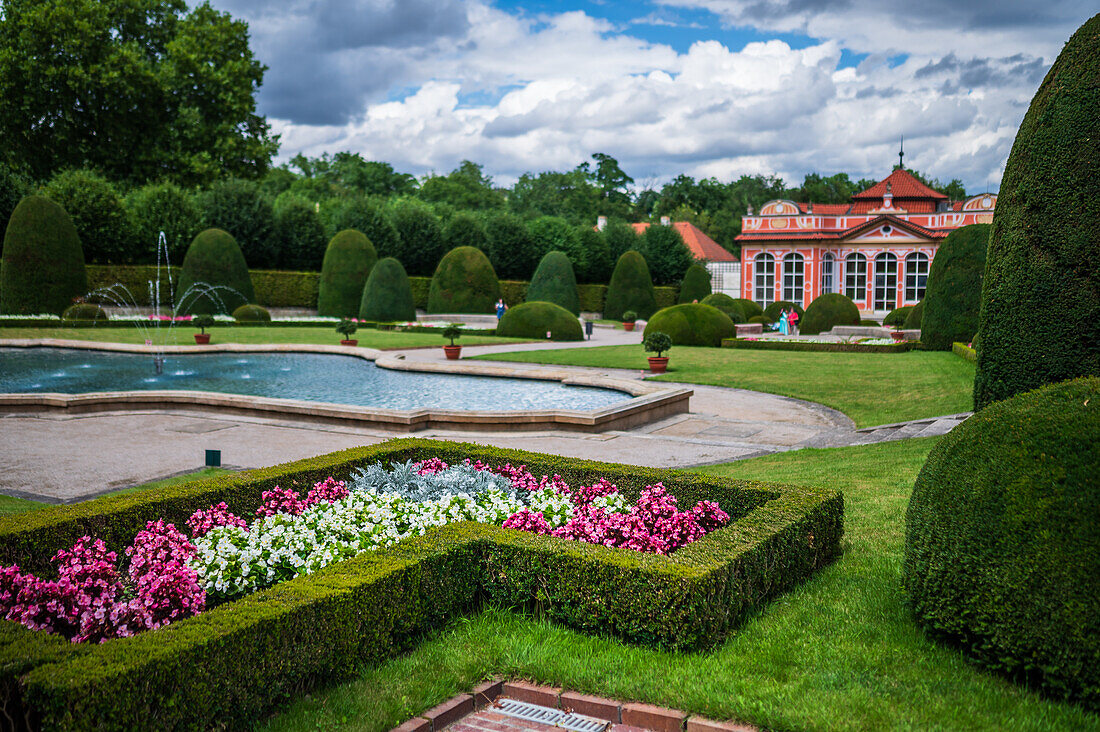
[623,322,635,332]
[647,356,669,374]
[890,330,906,343]
[340,339,358,347]
[193,333,210,344]
[443,345,462,360]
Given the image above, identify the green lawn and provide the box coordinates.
[259,438,1098,732]
[0,326,525,350]
[472,345,975,427]
[0,467,229,513]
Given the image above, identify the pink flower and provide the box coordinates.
[413,458,449,475]
[187,503,248,538]
[255,486,307,517]
[305,477,349,505]
[502,508,552,535]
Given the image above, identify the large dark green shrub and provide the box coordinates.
[124,182,199,266]
[732,298,765,319]
[427,246,499,314]
[800,293,860,335]
[603,250,657,321]
[883,306,913,327]
[573,225,612,284]
[497,301,583,341]
[61,303,107,322]
[748,315,772,325]
[317,230,378,318]
[175,229,255,315]
[484,212,539,280]
[273,196,327,271]
[320,196,401,260]
[678,263,712,303]
[974,15,1100,410]
[232,304,270,322]
[763,300,804,320]
[40,168,136,264]
[904,376,1100,709]
[700,293,755,323]
[196,179,276,269]
[388,198,445,277]
[603,219,639,261]
[359,257,416,322]
[920,224,991,350]
[638,223,694,286]
[442,211,487,252]
[528,216,588,280]
[526,251,580,315]
[0,162,29,238]
[643,303,735,347]
[902,300,924,330]
[0,196,87,314]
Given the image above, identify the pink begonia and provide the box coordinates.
[413,457,449,475]
[306,477,349,505]
[567,478,618,505]
[255,486,307,517]
[492,463,539,491]
[502,508,552,535]
[187,502,248,538]
[126,520,196,582]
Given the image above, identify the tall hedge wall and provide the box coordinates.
[973,13,1100,410]
[920,224,990,350]
[0,195,87,315]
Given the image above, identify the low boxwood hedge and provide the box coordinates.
[952,342,977,363]
[721,339,916,353]
[0,440,842,729]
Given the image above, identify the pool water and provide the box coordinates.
[0,348,630,412]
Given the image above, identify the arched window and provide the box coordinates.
[782,253,804,306]
[874,252,898,311]
[905,252,929,302]
[844,253,867,302]
[820,252,835,295]
[753,253,775,309]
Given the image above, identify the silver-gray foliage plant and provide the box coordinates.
[349,460,518,503]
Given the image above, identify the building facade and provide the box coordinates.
[621,217,742,297]
[734,169,996,315]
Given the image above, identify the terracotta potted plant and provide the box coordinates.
[643,331,672,374]
[442,323,463,360]
[889,326,906,343]
[337,318,359,346]
[622,310,638,332]
[192,314,214,344]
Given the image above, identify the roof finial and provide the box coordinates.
[899,136,905,169]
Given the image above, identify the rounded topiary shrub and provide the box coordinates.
[800,293,860,335]
[232,304,270,322]
[678,263,712,303]
[526,251,580,315]
[974,15,1100,410]
[904,376,1100,708]
[883,306,913,327]
[0,195,87,315]
[361,257,417,323]
[902,300,925,330]
[920,224,990,350]
[61,303,107,322]
[748,315,773,325]
[427,246,500,314]
[763,300,804,320]
[860,318,880,326]
[497,301,583,341]
[603,250,657,321]
[732,298,765,320]
[643,303,735,347]
[175,228,254,315]
[699,293,744,323]
[317,229,378,318]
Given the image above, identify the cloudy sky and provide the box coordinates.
[206,0,1092,193]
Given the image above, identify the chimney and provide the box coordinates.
[596,215,607,231]
[883,181,893,209]
[746,205,754,216]
[660,216,671,226]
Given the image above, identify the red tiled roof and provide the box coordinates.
[853,168,948,201]
[631,221,739,262]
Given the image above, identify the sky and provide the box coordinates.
[205,0,1093,194]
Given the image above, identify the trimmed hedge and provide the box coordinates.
[732,299,765,319]
[904,377,1100,709]
[577,284,605,313]
[0,196,87,315]
[231,304,270,322]
[952,342,977,363]
[678,263,712,303]
[902,300,924,330]
[526,251,580,315]
[723,339,916,354]
[763,300,804,320]
[699,293,744,323]
[883,306,913,327]
[973,15,1100,409]
[643,304,735,347]
[0,440,843,730]
[800,293,860,335]
[317,229,378,318]
[921,228,989,348]
[496,301,583,341]
[175,229,254,315]
[359,257,417,323]
[748,315,772,325]
[427,246,500,314]
[604,251,658,321]
[61,304,108,322]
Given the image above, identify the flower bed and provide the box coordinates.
[721,337,917,353]
[0,440,842,730]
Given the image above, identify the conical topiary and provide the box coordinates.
[921,224,989,350]
[603,250,657,321]
[359,257,416,323]
[974,14,1100,410]
[427,246,500,314]
[175,228,254,315]
[678,262,712,303]
[317,229,378,318]
[526,250,580,315]
[0,195,86,314]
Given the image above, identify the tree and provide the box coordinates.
[41,169,136,264]
[195,179,276,269]
[638,224,694,286]
[483,212,539,280]
[0,0,277,186]
[419,161,504,210]
[0,162,29,236]
[442,211,487,251]
[320,195,401,260]
[387,197,445,276]
[509,168,601,223]
[273,196,326,271]
[603,219,640,262]
[527,216,587,279]
[125,182,199,264]
[572,225,612,284]
[287,152,416,198]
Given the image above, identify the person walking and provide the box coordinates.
[495,298,506,321]
[778,308,789,336]
[789,306,800,336]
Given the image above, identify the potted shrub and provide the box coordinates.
[192,314,214,344]
[889,326,906,343]
[442,323,463,359]
[336,318,359,346]
[643,331,673,374]
[622,310,638,332]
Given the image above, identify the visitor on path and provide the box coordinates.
[495,299,506,320]
[778,308,789,335]
[789,307,799,336]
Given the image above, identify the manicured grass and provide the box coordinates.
[0,326,525,350]
[472,345,975,427]
[0,494,45,516]
[0,467,230,513]
[260,438,1098,732]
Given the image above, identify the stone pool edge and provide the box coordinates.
[0,339,692,433]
